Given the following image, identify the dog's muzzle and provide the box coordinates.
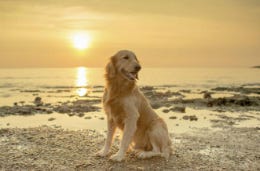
[122,65,141,81]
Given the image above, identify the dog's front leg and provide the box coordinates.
[110,116,138,162]
[97,119,116,157]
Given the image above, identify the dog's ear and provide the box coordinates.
[105,56,116,78]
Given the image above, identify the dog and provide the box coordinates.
[97,50,172,162]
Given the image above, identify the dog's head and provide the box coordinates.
[106,50,141,81]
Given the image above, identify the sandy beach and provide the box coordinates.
[0,84,259,170]
[1,0,260,169]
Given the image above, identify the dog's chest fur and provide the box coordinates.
[104,98,127,130]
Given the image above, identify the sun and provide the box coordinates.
[72,32,91,50]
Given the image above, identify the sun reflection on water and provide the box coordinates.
[76,67,88,97]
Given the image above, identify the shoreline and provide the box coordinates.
[1,84,259,131]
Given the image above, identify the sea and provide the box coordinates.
[1,67,259,92]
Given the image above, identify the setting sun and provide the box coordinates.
[72,33,91,50]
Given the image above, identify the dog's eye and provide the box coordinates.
[123,56,129,60]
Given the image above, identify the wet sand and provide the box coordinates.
[0,85,259,170]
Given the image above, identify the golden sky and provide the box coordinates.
[0,0,259,67]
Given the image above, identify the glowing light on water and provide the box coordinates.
[76,67,88,96]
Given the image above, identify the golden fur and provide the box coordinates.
[97,50,172,161]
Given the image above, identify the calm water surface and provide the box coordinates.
[0,67,259,88]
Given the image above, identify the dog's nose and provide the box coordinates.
[135,65,141,71]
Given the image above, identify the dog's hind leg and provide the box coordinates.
[138,121,172,160]
[137,141,161,159]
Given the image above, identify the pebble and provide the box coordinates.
[34,97,43,106]
[68,113,75,117]
[77,113,85,117]
[203,92,212,99]
[169,116,177,120]
[163,109,170,113]
[170,106,186,113]
[84,116,92,119]
[48,117,56,121]
[46,110,53,114]
[183,115,198,121]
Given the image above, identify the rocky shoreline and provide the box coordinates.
[0,85,259,170]
[1,85,259,117]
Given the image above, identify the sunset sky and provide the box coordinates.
[0,0,259,68]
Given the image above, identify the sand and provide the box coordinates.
[0,85,259,170]
[0,126,259,170]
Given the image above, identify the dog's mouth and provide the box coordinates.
[121,69,138,81]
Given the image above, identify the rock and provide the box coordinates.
[34,97,43,106]
[170,106,186,113]
[18,107,32,115]
[48,117,56,121]
[45,103,52,107]
[207,101,213,107]
[67,113,75,117]
[233,95,253,106]
[203,92,212,99]
[84,116,92,119]
[46,109,53,114]
[19,101,25,106]
[206,95,257,107]
[169,116,177,119]
[183,115,190,120]
[179,89,191,93]
[77,113,85,117]
[151,102,161,109]
[212,86,260,94]
[163,109,170,113]
[55,105,71,113]
[190,115,198,121]
[183,115,198,121]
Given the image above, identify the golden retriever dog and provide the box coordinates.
[97,50,172,162]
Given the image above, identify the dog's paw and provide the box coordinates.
[109,153,124,162]
[137,151,161,159]
[137,151,147,159]
[96,149,109,157]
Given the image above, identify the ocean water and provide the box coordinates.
[1,67,260,88]
[0,67,259,106]
[0,67,259,105]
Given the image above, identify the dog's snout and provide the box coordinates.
[135,65,141,71]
